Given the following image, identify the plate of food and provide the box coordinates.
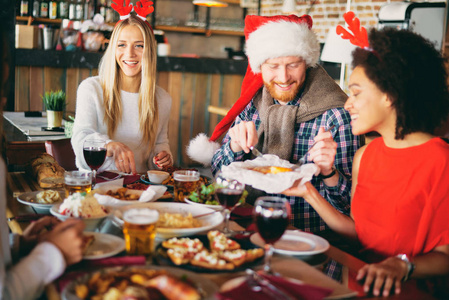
[111,202,224,239]
[61,265,219,300]
[82,232,125,260]
[155,230,264,273]
[250,230,330,256]
[184,183,247,211]
[16,190,64,213]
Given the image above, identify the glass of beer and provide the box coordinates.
[122,208,159,256]
[64,171,92,198]
[173,170,200,202]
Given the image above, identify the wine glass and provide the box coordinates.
[83,139,107,187]
[214,172,245,236]
[254,196,290,274]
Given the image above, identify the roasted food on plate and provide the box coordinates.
[73,268,200,300]
[157,213,201,229]
[105,187,141,201]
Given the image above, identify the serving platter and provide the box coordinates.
[155,234,264,273]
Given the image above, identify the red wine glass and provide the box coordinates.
[214,172,245,236]
[83,139,107,187]
[254,196,290,274]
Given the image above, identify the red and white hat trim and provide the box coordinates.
[246,20,320,73]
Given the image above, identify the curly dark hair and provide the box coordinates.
[351,28,449,139]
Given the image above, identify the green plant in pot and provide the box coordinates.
[42,90,66,128]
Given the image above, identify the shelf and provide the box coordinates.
[155,25,244,36]
[16,16,62,25]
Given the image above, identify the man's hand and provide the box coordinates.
[106,141,137,174]
[282,180,311,198]
[308,127,337,176]
[356,257,408,297]
[42,219,85,266]
[153,151,172,169]
[228,121,258,153]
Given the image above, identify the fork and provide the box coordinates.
[297,125,336,166]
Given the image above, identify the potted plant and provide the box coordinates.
[42,90,66,128]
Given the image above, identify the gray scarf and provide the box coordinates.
[254,65,348,162]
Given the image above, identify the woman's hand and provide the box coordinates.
[106,141,137,174]
[308,127,337,176]
[153,151,172,169]
[282,180,312,198]
[357,256,408,297]
[42,219,85,266]
[19,216,61,257]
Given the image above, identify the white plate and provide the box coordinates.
[250,230,330,256]
[83,232,125,260]
[184,197,223,211]
[61,265,219,300]
[16,190,64,213]
[111,202,224,239]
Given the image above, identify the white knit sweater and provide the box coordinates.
[71,76,172,173]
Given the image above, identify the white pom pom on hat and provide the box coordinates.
[187,14,319,166]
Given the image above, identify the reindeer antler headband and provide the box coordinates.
[111,0,154,24]
[336,11,370,49]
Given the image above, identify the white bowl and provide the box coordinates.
[111,202,224,239]
[184,197,223,211]
[50,203,110,232]
[147,170,170,184]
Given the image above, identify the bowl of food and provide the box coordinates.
[16,189,64,214]
[50,193,110,231]
[185,184,247,211]
[147,170,170,184]
[112,202,224,239]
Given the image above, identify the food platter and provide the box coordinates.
[61,265,219,300]
[83,232,126,260]
[155,234,264,273]
[16,190,64,213]
[250,230,330,256]
[184,197,223,211]
[111,202,224,239]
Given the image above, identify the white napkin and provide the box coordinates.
[93,183,167,207]
[220,154,320,194]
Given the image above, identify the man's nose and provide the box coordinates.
[276,66,289,82]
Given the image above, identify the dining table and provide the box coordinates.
[6,171,439,300]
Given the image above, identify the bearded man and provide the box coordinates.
[188,15,360,279]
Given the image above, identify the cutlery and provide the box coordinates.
[246,269,295,300]
[297,125,336,166]
[250,146,263,158]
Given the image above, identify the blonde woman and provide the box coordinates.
[72,15,172,175]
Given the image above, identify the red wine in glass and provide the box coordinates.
[215,188,242,209]
[83,147,107,170]
[255,213,288,244]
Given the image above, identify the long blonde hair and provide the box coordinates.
[99,15,158,155]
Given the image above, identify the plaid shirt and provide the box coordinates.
[212,95,360,233]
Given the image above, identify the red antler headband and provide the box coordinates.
[111,0,154,24]
[336,11,370,49]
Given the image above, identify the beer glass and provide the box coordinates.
[122,208,159,256]
[64,171,92,198]
[173,170,200,202]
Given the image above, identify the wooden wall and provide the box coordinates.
[14,66,244,167]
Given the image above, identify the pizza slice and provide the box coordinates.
[166,247,197,265]
[217,249,247,267]
[190,250,235,270]
[161,237,204,252]
[207,230,240,251]
[244,248,265,263]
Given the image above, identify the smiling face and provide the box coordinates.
[260,56,307,105]
[345,66,395,136]
[115,25,144,81]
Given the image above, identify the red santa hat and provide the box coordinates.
[187,14,320,166]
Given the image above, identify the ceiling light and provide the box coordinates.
[193,0,228,7]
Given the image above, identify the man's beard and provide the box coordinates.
[264,81,301,103]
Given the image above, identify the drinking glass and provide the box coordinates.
[83,139,107,187]
[214,172,245,236]
[253,196,290,274]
